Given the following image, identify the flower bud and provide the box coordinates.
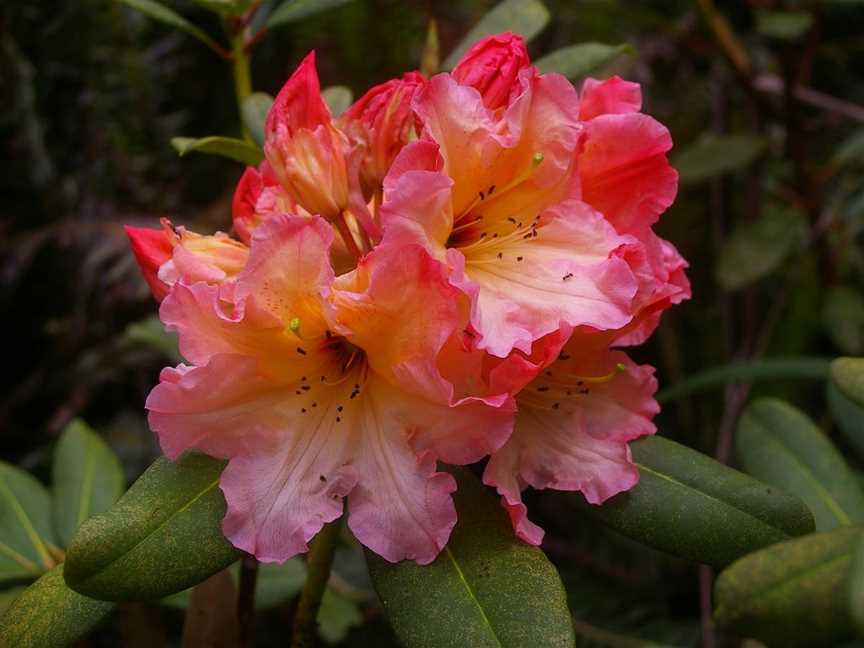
[451,32,530,110]
[125,225,173,301]
[341,71,425,199]
[264,52,351,221]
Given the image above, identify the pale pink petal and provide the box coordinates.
[485,348,658,528]
[481,442,545,545]
[146,354,291,460]
[449,200,637,357]
[579,113,678,233]
[346,376,457,565]
[578,76,642,120]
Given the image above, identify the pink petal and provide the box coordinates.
[125,224,173,301]
[346,377,458,565]
[579,113,678,233]
[266,52,330,135]
[486,348,658,520]
[448,200,638,357]
[578,76,642,120]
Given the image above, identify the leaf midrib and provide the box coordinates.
[444,546,503,647]
[751,425,851,526]
[637,464,789,535]
[717,551,851,621]
[74,477,220,583]
[0,475,53,569]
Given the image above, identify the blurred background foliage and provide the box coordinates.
[2,0,864,646]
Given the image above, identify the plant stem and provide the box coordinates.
[291,520,340,648]
[237,554,259,648]
[334,211,364,260]
[231,32,253,142]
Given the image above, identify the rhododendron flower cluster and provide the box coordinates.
[126,32,690,565]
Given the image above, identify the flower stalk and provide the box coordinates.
[291,519,341,648]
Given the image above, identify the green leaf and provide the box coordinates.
[242,92,273,149]
[64,454,239,601]
[0,587,25,616]
[443,0,550,69]
[714,526,860,647]
[755,10,813,40]
[828,382,864,460]
[366,468,574,648]
[191,0,252,16]
[0,462,59,582]
[171,136,264,167]
[578,435,815,568]
[118,0,226,55]
[319,589,363,645]
[267,0,354,28]
[832,357,864,407]
[737,398,864,531]
[534,43,635,79]
[52,420,125,548]
[322,86,353,118]
[0,564,114,648]
[673,133,766,184]
[850,532,864,637]
[824,285,864,354]
[122,316,181,363]
[656,356,831,404]
[715,206,805,291]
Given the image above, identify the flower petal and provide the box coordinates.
[578,76,642,121]
[579,113,678,233]
[484,347,658,541]
[450,200,637,356]
[346,376,458,565]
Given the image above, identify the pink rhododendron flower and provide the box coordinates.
[127,33,690,565]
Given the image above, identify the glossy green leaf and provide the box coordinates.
[828,382,864,460]
[322,86,353,118]
[832,357,864,408]
[367,468,574,648]
[578,435,814,567]
[319,589,363,645]
[122,315,181,363]
[755,10,813,40]
[656,356,831,404]
[715,206,805,291]
[267,0,354,28]
[171,136,263,166]
[118,0,225,55]
[52,420,125,547]
[64,454,239,601]
[850,532,864,637]
[0,587,25,616]
[443,0,550,69]
[714,526,860,647]
[0,564,114,648]
[0,462,59,582]
[242,92,273,148]
[674,133,765,184]
[824,285,864,354]
[737,398,864,531]
[534,43,635,79]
